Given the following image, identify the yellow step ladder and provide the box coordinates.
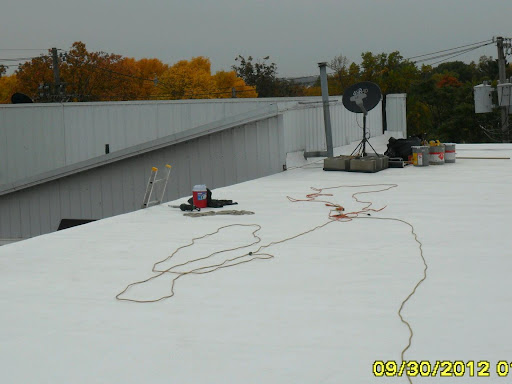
[141,164,172,209]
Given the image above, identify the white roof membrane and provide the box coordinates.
[1,139,511,383]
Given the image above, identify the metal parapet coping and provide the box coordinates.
[0,104,279,197]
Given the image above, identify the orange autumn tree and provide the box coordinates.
[14,42,168,102]
[59,42,170,101]
[60,42,129,101]
[13,43,254,102]
[15,54,54,99]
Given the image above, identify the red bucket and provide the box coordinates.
[192,185,207,208]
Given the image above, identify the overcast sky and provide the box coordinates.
[1,0,511,77]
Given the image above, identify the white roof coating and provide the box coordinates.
[1,136,512,384]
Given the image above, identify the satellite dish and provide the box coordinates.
[342,81,381,113]
[342,81,382,157]
[11,93,33,104]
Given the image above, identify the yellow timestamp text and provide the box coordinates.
[373,360,512,378]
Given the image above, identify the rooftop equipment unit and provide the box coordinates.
[497,80,512,107]
[473,82,494,113]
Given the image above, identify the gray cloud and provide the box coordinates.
[1,0,509,77]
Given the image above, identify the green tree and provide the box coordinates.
[432,60,478,83]
[0,74,18,103]
[232,55,306,97]
[360,51,420,94]
[477,56,499,81]
[232,55,277,97]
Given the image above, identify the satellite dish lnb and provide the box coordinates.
[342,81,381,114]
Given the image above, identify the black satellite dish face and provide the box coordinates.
[342,82,381,113]
[11,93,33,104]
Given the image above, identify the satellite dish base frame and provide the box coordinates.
[349,111,380,157]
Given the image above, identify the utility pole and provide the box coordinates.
[496,37,509,142]
[51,47,61,100]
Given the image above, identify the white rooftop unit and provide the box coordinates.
[497,81,512,107]
[473,82,494,113]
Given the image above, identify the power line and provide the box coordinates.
[428,43,494,66]
[0,48,47,51]
[0,56,48,62]
[412,42,494,64]
[406,39,493,60]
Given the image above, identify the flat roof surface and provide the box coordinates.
[1,138,511,383]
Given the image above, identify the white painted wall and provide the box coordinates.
[385,94,407,136]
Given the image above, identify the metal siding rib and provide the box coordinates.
[220,129,236,187]
[88,173,103,219]
[27,189,41,236]
[209,133,225,189]
[233,126,247,184]
[111,167,125,216]
[0,113,8,184]
[199,135,214,189]
[38,188,52,236]
[19,194,31,238]
[65,177,81,218]
[178,143,191,198]
[0,196,11,238]
[256,119,270,176]
[121,161,135,212]
[11,195,23,239]
[188,140,200,188]
[48,183,62,232]
[244,123,258,180]
[58,181,71,228]
[79,177,92,219]
[100,169,114,217]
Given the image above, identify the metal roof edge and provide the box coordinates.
[0,96,325,109]
[0,104,279,196]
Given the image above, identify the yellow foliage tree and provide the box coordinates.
[212,71,257,98]
[156,57,256,99]
[132,58,169,99]
[157,57,217,99]
[0,74,19,103]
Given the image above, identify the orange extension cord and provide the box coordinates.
[116,183,426,384]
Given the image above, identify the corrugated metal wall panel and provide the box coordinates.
[1,100,280,185]
[0,115,283,239]
[0,105,66,184]
[0,96,395,186]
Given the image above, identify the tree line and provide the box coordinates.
[1,41,511,142]
[0,42,257,104]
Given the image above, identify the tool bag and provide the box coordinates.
[384,137,421,161]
